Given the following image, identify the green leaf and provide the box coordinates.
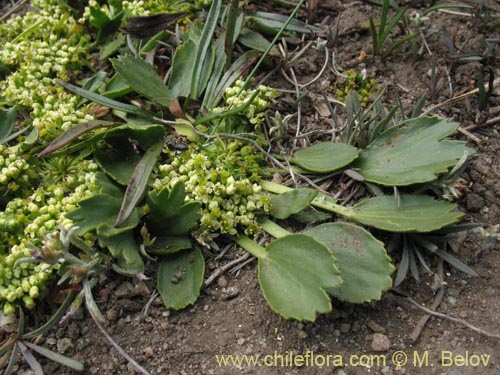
[0,106,17,144]
[346,194,464,232]
[58,80,152,119]
[95,124,165,185]
[257,234,342,321]
[356,117,475,186]
[238,28,279,56]
[146,236,192,255]
[102,73,132,99]
[99,231,144,272]
[66,193,142,235]
[304,223,395,303]
[247,11,321,36]
[270,188,318,219]
[112,55,173,105]
[190,0,221,99]
[115,140,164,227]
[146,183,201,236]
[157,247,205,310]
[37,120,117,158]
[291,142,360,173]
[100,33,125,60]
[292,208,332,224]
[94,146,141,185]
[167,40,196,98]
[89,6,110,29]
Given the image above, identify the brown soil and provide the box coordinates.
[7,1,500,375]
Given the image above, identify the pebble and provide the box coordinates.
[114,282,135,299]
[133,282,151,297]
[221,286,239,299]
[237,338,246,345]
[144,346,154,357]
[339,323,351,334]
[106,308,119,321]
[297,330,308,339]
[370,333,391,352]
[447,296,457,306]
[217,277,228,288]
[367,320,386,334]
[380,366,393,375]
[56,338,73,354]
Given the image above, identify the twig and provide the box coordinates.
[90,308,152,375]
[457,127,481,144]
[142,290,159,317]
[0,0,28,22]
[204,253,252,287]
[409,259,444,343]
[421,77,500,116]
[394,291,500,341]
[464,115,500,131]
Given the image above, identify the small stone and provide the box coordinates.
[106,308,119,321]
[221,286,239,299]
[237,338,246,345]
[0,312,17,333]
[367,320,386,334]
[134,282,151,297]
[56,338,73,354]
[297,330,308,339]
[339,323,351,334]
[144,346,154,357]
[217,277,228,288]
[114,282,135,299]
[380,366,393,375]
[370,333,391,352]
[447,296,457,306]
[45,337,57,346]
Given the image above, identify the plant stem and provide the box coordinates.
[258,217,290,239]
[260,180,353,218]
[233,235,268,259]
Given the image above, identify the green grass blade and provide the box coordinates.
[190,0,222,99]
[58,80,153,119]
[378,8,406,50]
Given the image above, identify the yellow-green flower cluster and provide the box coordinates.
[0,159,99,247]
[0,0,93,142]
[80,0,195,22]
[222,79,278,126]
[152,141,271,240]
[0,243,54,315]
[335,69,379,107]
[0,159,99,314]
[0,145,38,200]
